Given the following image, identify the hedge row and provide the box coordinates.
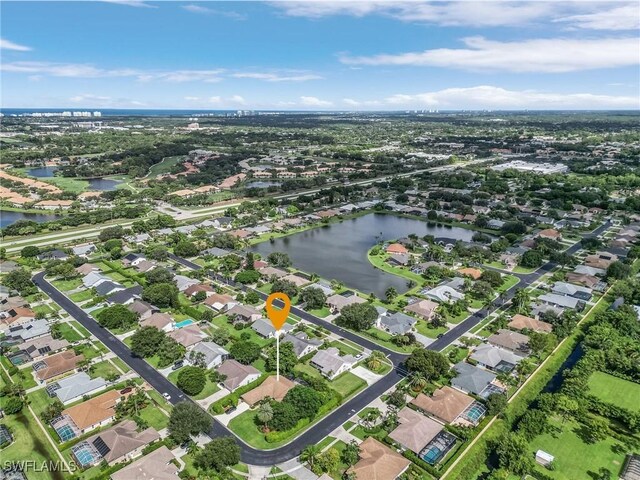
[209,374,269,414]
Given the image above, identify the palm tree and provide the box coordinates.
[366,351,386,371]
[512,288,530,314]
[385,286,398,303]
[361,408,381,429]
[300,444,322,469]
[410,372,428,391]
[256,402,273,426]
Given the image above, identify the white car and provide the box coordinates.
[163,393,171,401]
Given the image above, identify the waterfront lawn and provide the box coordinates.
[329,372,366,398]
[0,410,62,480]
[528,418,625,480]
[368,251,425,284]
[587,371,640,412]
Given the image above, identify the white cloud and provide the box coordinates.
[70,94,111,103]
[272,1,638,30]
[209,96,222,104]
[184,96,200,101]
[182,4,246,20]
[232,72,322,82]
[300,96,333,107]
[102,0,156,8]
[1,38,33,51]
[340,36,639,73]
[554,4,640,31]
[343,85,640,110]
[230,95,247,105]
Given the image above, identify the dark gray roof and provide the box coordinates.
[107,286,143,305]
[452,362,496,395]
[94,281,124,297]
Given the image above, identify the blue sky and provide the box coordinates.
[1,1,639,110]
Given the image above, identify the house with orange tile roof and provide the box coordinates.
[34,350,84,382]
[62,389,121,433]
[458,267,483,280]
[348,437,411,480]
[386,243,408,255]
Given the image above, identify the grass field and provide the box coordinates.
[528,418,626,480]
[69,289,94,303]
[138,404,169,430]
[88,360,121,380]
[167,368,220,400]
[146,155,184,178]
[329,372,366,398]
[328,340,362,356]
[40,176,90,193]
[51,278,82,291]
[588,371,640,412]
[56,323,84,342]
[69,321,90,338]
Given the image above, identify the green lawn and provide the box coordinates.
[56,323,84,342]
[588,371,640,412]
[497,274,520,293]
[308,306,331,318]
[328,340,362,356]
[10,368,37,390]
[69,289,94,302]
[138,404,169,430]
[528,418,626,480]
[294,362,324,381]
[43,176,90,193]
[227,409,273,449]
[0,410,63,480]
[32,304,56,316]
[167,368,220,400]
[88,360,121,380]
[415,321,448,338]
[329,372,366,398]
[147,155,184,178]
[27,387,52,419]
[110,357,131,373]
[51,278,83,291]
[368,250,425,283]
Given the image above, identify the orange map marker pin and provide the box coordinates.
[265,292,291,331]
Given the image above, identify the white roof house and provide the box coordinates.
[538,293,580,310]
[423,285,464,304]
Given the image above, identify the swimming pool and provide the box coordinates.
[420,431,457,465]
[463,402,486,424]
[175,319,194,328]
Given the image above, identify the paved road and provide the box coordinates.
[32,220,611,466]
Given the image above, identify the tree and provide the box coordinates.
[234,269,261,284]
[229,340,261,364]
[405,349,450,379]
[583,416,609,443]
[480,270,503,288]
[41,399,64,423]
[99,226,125,242]
[245,290,260,305]
[268,401,299,431]
[511,288,530,314]
[495,432,534,476]
[177,366,207,396]
[195,437,240,472]
[555,394,579,423]
[341,440,360,467]
[168,401,212,444]
[256,402,274,426]
[211,328,231,345]
[528,331,555,356]
[142,282,179,308]
[517,409,549,440]
[130,326,166,358]
[146,245,169,261]
[486,393,508,416]
[284,385,323,418]
[300,287,327,310]
[21,246,40,258]
[301,444,322,470]
[519,250,543,268]
[335,302,378,331]
[606,261,631,280]
[3,268,36,296]
[174,240,199,258]
[266,342,297,375]
[96,304,138,330]
[365,351,386,371]
[145,267,175,285]
[220,254,242,273]
[267,252,291,268]
[3,396,24,415]
[385,286,398,303]
[271,279,298,299]
[316,448,340,474]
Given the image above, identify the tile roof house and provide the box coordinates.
[410,386,476,424]
[0,307,36,329]
[258,266,289,279]
[458,267,482,280]
[388,407,443,454]
[451,362,499,397]
[110,445,179,480]
[404,299,439,321]
[140,313,174,332]
[470,344,524,372]
[184,284,215,298]
[347,437,411,480]
[282,332,323,358]
[75,263,100,276]
[49,372,108,404]
[240,375,296,407]
[81,420,160,465]
[487,329,530,355]
[281,273,311,288]
[168,324,207,348]
[127,300,157,320]
[227,304,262,323]
[62,389,120,431]
[34,350,84,382]
[188,342,229,369]
[204,293,238,312]
[508,314,553,333]
[251,318,294,338]
[565,272,601,289]
[376,311,417,335]
[537,228,562,240]
[310,347,356,380]
[132,260,156,273]
[216,360,261,391]
[386,243,408,255]
[326,292,366,314]
[19,334,69,361]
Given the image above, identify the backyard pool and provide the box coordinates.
[175,319,194,328]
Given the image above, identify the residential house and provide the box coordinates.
[410,386,479,425]
[584,251,618,270]
[377,311,417,335]
[458,268,482,280]
[76,420,160,466]
[388,407,443,454]
[107,286,143,305]
[326,292,366,314]
[110,446,179,480]
[258,266,289,279]
[60,389,120,432]
[508,314,553,333]
[282,332,323,358]
[82,272,109,289]
[240,376,296,407]
[3,318,49,341]
[574,265,606,277]
[202,247,231,258]
[18,334,69,361]
[251,318,294,339]
[551,281,593,301]
[34,350,84,382]
[184,284,215,299]
[94,281,125,297]
[310,347,356,380]
[140,313,174,332]
[281,273,310,288]
[174,275,200,292]
[537,229,562,241]
[347,437,411,480]
[538,292,581,311]
[121,253,145,267]
[76,263,99,276]
[132,260,156,274]
[386,243,408,255]
[127,300,157,320]
[388,253,409,266]
[452,362,503,398]
[565,272,601,289]
[227,304,262,324]
[168,324,207,348]
[37,249,68,262]
[470,344,523,372]
[487,329,530,355]
[47,372,108,404]
[188,342,229,369]
[423,285,464,304]
[404,299,438,321]
[0,307,36,329]
[204,293,238,312]
[216,360,261,391]
[72,244,96,258]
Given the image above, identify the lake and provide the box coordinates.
[26,167,122,191]
[252,213,480,297]
[0,210,62,228]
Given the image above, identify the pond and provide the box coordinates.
[0,210,62,228]
[25,167,122,191]
[251,213,481,297]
